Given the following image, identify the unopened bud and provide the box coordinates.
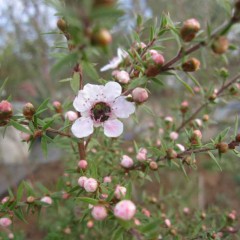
[180,18,200,42]
[211,36,229,54]
[166,148,177,159]
[149,50,165,65]
[91,205,108,221]
[0,100,13,125]
[84,178,98,192]
[149,161,158,170]
[114,200,136,220]
[65,111,78,122]
[208,93,217,101]
[27,196,35,204]
[121,155,134,169]
[57,18,67,32]
[0,217,12,227]
[91,28,112,46]
[114,185,127,199]
[64,227,71,235]
[78,160,88,170]
[235,133,240,142]
[87,220,94,228]
[114,70,130,84]
[216,142,229,153]
[180,101,189,113]
[201,212,206,220]
[202,114,209,122]
[182,58,200,72]
[23,102,35,120]
[132,88,149,103]
[53,101,62,113]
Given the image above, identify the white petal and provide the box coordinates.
[73,90,91,112]
[83,84,104,102]
[103,81,122,101]
[100,57,121,72]
[117,48,128,59]
[112,96,135,118]
[103,119,123,137]
[71,117,94,138]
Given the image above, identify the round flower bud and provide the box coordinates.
[78,176,88,187]
[91,28,112,46]
[183,207,190,215]
[53,101,62,113]
[40,196,53,205]
[149,50,165,65]
[0,100,13,124]
[182,58,200,72]
[180,101,189,113]
[194,118,203,127]
[23,102,35,120]
[211,36,229,54]
[164,116,173,123]
[121,155,134,168]
[132,88,149,104]
[0,217,12,227]
[65,111,78,122]
[103,176,112,183]
[149,161,158,171]
[8,233,14,239]
[20,131,31,142]
[84,178,98,192]
[192,130,202,139]
[202,114,209,122]
[169,132,179,141]
[87,220,94,228]
[1,196,10,204]
[180,18,200,42]
[57,18,67,32]
[78,160,88,170]
[114,185,127,199]
[142,208,151,217]
[166,148,177,159]
[91,205,108,221]
[235,133,240,142]
[216,142,229,153]
[114,70,130,84]
[64,227,71,234]
[114,200,136,220]
[145,65,160,77]
[136,148,148,161]
[164,218,171,228]
[27,196,35,204]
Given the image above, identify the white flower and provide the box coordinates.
[71,81,135,138]
[100,48,128,72]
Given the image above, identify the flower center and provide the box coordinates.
[91,102,111,122]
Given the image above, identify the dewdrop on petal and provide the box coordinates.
[0,217,12,227]
[114,200,136,220]
[78,176,88,187]
[114,185,127,199]
[91,205,108,221]
[120,155,134,168]
[65,111,78,122]
[84,178,98,192]
[41,196,53,205]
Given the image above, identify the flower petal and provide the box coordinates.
[112,96,135,118]
[103,81,122,101]
[83,84,104,103]
[73,90,91,112]
[71,117,94,138]
[103,119,123,137]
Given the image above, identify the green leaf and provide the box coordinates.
[0,77,8,95]
[208,152,222,171]
[234,115,239,136]
[9,120,31,134]
[82,61,99,80]
[59,78,72,83]
[36,99,50,114]
[41,136,48,158]
[111,227,124,240]
[139,219,161,233]
[17,182,24,201]
[70,72,80,94]
[14,208,27,223]
[128,77,147,89]
[76,197,99,205]
[174,73,194,94]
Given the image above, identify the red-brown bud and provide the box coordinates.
[182,58,200,72]
[57,18,67,32]
[202,114,209,122]
[180,18,200,42]
[149,161,158,171]
[91,29,112,46]
[216,142,229,153]
[23,102,35,120]
[208,93,217,101]
[166,149,178,159]
[235,133,240,142]
[211,36,229,54]
[53,101,62,113]
[180,101,189,114]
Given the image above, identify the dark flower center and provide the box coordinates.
[91,102,111,122]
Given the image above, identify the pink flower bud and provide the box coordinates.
[65,111,78,122]
[100,193,108,199]
[142,208,151,217]
[193,130,202,139]
[134,218,141,225]
[135,42,146,49]
[91,205,108,221]
[132,88,149,103]
[169,132,179,141]
[84,178,98,192]
[0,100,13,123]
[114,200,136,220]
[136,148,147,161]
[20,130,31,142]
[156,139,161,146]
[78,176,88,187]
[8,233,14,239]
[0,217,12,227]
[52,101,62,113]
[127,147,134,153]
[1,196,10,204]
[78,160,88,170]
[149,50,165,65]
[164,116,173,123]
[114,185,127,199]
[40,196,53,205]
[176,144,185,152]
[87,220,94,228]
[183,207,190,215]
[121,155,134,168]
[114,70,130,84]
[103,176,112,183]
[164,218,171,228]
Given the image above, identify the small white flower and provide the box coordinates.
[100,48,128,72]
[71,81,135,138]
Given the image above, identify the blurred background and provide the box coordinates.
[0,0,240,238]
